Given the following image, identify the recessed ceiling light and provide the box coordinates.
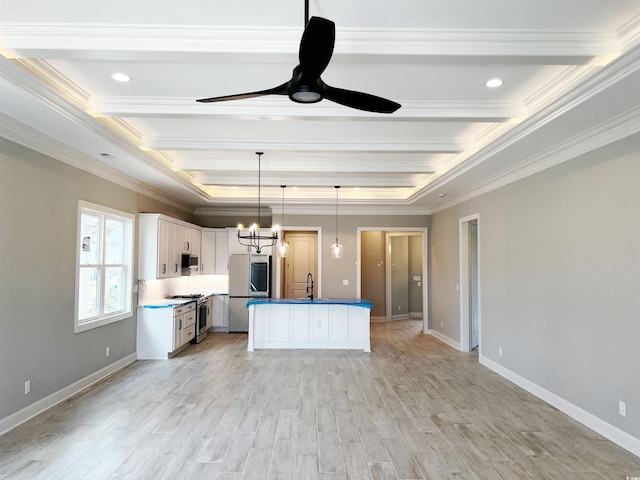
[112,73,131,82]
[485,78,503,88]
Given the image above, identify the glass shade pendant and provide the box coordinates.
[279,185,289,258]
[330,186,343,259]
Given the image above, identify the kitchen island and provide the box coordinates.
[246,298,373,352]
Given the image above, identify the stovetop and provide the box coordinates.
[171,294,204,299]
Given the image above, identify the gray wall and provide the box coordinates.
[429,132,640,439]
[0,139,192,421]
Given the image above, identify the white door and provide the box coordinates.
[284,232,317,299]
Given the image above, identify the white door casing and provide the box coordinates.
[459,214,481,353]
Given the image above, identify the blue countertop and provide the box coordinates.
[246,298,373,309]
[139,298,197,308]
[138,292,228,308]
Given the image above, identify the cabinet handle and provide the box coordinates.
[179,319,182,329]
[186,241,190,251]
[162,263,167,274]
[175,263,178,273]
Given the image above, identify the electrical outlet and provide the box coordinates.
[619,401,626,417]
[106,347,110,357]
[25,380,31,395]
[499,347,503,357]
[342,279,349,286]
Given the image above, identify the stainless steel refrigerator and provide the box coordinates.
[228,254,271,332]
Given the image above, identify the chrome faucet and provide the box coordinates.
[306,272,315,300]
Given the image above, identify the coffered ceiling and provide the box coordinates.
[1,1,640,215]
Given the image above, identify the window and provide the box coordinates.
[75,200,135,332]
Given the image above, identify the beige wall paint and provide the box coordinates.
[285,214,429,298]
[361,231,386,316]
[429,132,640,440]
[0,138,194,421]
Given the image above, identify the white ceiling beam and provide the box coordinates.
[196,171,434,187]
[1,23,620,64]
[88,96,527,122]
[147,136,469,153]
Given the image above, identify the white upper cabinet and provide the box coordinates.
[201,229,230,274]
[181,227,201,256]
[138,214,203,280]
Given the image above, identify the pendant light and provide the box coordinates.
[237,152,278,254]
[330,186,343,259]
[278,185,290,258]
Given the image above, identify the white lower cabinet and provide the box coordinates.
[247,303,371,352]
[176,304,196,346]
[137,302,196,359]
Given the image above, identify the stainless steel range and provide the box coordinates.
[171,294,212,343]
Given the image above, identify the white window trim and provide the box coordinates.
[74,200,135,333]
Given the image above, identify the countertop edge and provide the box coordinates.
[246,298,373,309]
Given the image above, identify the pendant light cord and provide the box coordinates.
[335,186,340,243]
[257,152,262,228]
[281,185,286,242]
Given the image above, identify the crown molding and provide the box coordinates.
[0,113,195,214]
[430,96,640,214]
[415,43,640,208]
[618,13,640,51]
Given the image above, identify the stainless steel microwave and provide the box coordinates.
[181,254,199,274]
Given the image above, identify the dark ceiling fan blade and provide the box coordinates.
[299,16,335,77]
[323,84,401,113]
[196,82,290,103]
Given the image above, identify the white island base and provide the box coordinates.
[247,299,372,352]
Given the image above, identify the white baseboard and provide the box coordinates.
[0,353,137,436]
[429,329,461,350]
[480,354,640,458]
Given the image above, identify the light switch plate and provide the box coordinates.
[343,279,349,286]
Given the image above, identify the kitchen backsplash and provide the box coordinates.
[138,275,229,305]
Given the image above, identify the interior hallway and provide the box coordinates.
[1,320,638,479]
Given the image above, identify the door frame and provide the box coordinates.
[459,213,481,353]
[357,227,429,334]
[274,226,323,299]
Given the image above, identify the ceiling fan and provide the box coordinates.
[196,1,400,114]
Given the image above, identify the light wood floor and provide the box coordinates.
[1,320,639,479]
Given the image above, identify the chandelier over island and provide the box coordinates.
[236,152,279,254]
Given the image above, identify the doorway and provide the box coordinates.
[357,228,428,333]
[459,214,480,353]
[278,230,319,299]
